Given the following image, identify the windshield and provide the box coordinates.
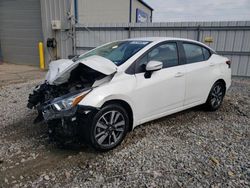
[76,40,151,66]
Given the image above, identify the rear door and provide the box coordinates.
[132,42,186,123]
[181,42,213,105]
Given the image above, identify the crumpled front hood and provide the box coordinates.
[45,59,76,85]
[45,55,117,85]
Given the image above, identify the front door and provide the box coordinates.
[131,42,186,123]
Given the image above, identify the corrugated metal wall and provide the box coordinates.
[0,0,74,66]
[0,0,43,65]
[77,0,130,24]
[75,21,250,76]
[40,0,73,64]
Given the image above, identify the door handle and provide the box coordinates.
[209,63,215,67]
[175,72,184,77]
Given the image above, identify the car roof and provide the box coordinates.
[127,37,197,43]
[126,37,215,52]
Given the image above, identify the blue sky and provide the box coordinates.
[144,0,250,22]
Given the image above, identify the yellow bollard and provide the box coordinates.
[38,42,45,70]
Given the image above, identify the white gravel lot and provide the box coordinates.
[0,77,249,187]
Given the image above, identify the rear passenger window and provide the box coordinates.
[183,43,204,64]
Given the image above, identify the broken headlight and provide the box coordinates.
[51,90,90,111]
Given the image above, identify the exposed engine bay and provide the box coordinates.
[27,63,106,109]
[27,56,116,144]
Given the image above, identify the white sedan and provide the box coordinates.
[28,37,231,151]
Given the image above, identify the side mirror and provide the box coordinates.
[145,61,163,78]
[146,61,163,71]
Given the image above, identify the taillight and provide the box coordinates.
[226,60,231,68]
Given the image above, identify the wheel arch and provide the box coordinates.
[102,99,134,132]
[206,78,227,101]
[214,79,226,91]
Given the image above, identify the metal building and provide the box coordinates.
[0,0,152,66]
[0,1,249,77]
[0,0,73,66]
[0,0,43,65]
[77,0,153,23]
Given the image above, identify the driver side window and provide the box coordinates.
[135,42,179,73]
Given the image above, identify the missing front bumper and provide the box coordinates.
[42,105,98,144]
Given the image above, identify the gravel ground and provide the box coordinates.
[0,77,249,187]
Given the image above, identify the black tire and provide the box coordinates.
[84,104,129,152]
[205,81,226,111]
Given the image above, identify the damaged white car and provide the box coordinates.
[28,37,231,151]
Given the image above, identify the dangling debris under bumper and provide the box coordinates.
[43,105,98,144]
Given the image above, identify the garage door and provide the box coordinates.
[0,0,43,65]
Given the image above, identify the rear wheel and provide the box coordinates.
[85,104,129,151]
[205,81,225,111]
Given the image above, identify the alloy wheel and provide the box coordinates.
[94,110,126,147]
[210,84,223,108]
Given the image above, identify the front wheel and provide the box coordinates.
[205,82,225,111]
[85,104,129,151]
